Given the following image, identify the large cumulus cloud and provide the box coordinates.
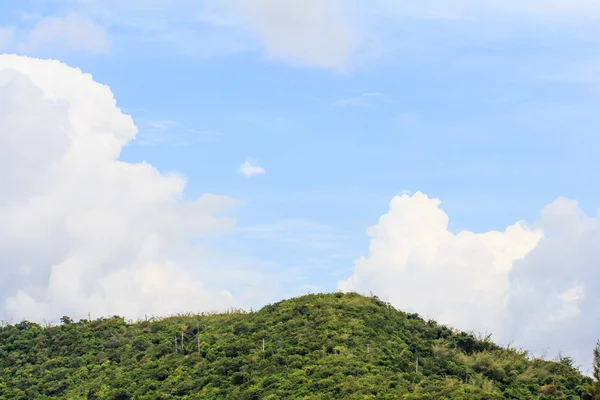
[340,192,599,371]
[508,198,600,373]
[0,55,237,323]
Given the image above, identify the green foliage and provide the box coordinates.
[591,340,600,399]
[0,293,593,399]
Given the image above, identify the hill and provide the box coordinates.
[0,293,594,399]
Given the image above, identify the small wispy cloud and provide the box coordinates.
[239,159,266,177]
[333,92,386,108]
[236,219,349,250]
[134,119,221,146]
[397,112,420,127]
[145,119,181,130]
[18,12,110,54]
[539,61,600,90]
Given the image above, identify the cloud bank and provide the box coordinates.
[340,192,599,372]
[5,0,600,70]
[0,55,237,323]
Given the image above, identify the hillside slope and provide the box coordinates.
[0,293,593,399]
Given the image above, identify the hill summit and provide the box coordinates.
[0,292,594,399]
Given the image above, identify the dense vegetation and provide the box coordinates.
[0,293,596,399]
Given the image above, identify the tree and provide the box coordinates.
[0,294,593,399]
[593,340,600,399]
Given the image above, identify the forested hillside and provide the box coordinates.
[0,293,594,399]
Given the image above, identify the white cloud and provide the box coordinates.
[20,12,109,54]
[338,192,544,336]
[145,119,182,130]
[333,92,385,107]
[507,198,600,371]
[237,219,348,250]
[239,159,266,177]
[339,192,600,371]
[181,0,359,69]
[134,119,221,146]
[0,54,238,323]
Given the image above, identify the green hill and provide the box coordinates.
[0,293,594,399]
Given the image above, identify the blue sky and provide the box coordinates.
[1,0,600,370]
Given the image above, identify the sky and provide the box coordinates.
[1,0,599,373]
